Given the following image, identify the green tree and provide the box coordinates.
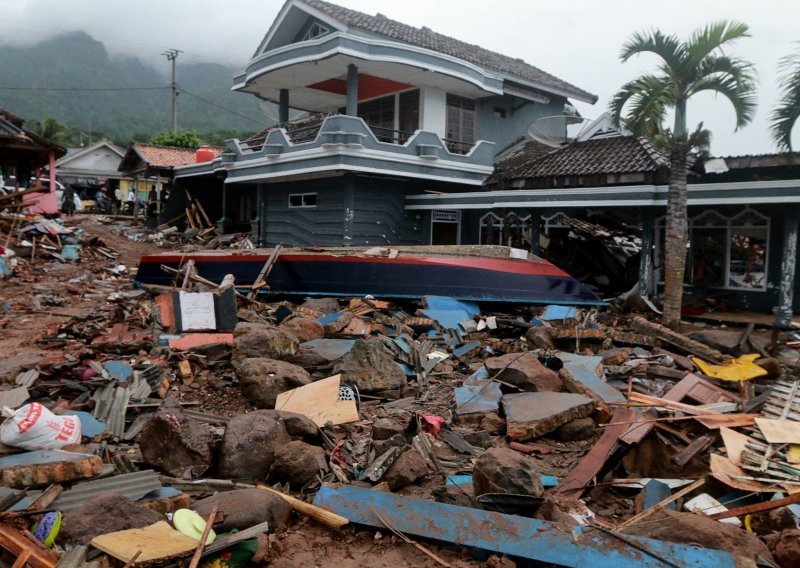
[610,21,757,328]
[30,117,73,145]
[771,43,800,152]
[149,130,201,149]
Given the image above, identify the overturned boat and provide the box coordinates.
[135,245,602,305]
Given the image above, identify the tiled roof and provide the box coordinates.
[300,0,596,103]
[716,152,800,170]
[132,144,224,169]
[506,136,669,180]
[484,138,554,187]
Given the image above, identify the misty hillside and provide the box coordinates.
[0,32,269,141]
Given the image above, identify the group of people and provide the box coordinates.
[60,184,168,218]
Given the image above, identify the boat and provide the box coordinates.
[134,245,603,305]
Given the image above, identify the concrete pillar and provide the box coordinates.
[279,89,289,125]
[639,212,655,298]
[346,64,358,116]
[775,212,798,327]
[343,174,355,246]
[528,209,541,255]
[257,185,267,246]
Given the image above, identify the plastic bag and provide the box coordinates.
[0,403,81,450]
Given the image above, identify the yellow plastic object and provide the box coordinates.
[31,511,61,547]
[692,354,768,381]
[173,509,216,545]
[787,445,800,464]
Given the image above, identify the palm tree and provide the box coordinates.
[31,117,72,145]
[610,21,756,328]
[771,43,800,152]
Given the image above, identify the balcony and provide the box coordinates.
[225,114,495,186]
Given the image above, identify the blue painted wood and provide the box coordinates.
[446,474,559,488]
[314,485,734,567]
[559,353,626,404]
[642,480,675,511]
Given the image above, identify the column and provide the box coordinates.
[639,212,655,298]
[346,64,358,117]
[528,209,541,255]
[279,89,289,126]
[775,212,798,328]
[343,174,355,246]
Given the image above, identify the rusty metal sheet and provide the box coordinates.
[314,485,733,567]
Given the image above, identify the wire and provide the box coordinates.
[179,88,266,126]
[0,86,168,92]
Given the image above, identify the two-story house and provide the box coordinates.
[174,0,596,246]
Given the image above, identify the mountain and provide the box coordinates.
[0,32,269,142]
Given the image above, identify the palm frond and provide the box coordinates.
[610,75,674,137]
[620,29,686,71]
[690,64,758,129]
[685,21,751,67]
[770,45,800,152]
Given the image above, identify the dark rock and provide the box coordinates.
[268,440,328,488]
[332,339,406,392]
[278,317,325,343]
[237,357,312,408]
[194,488,292,532]
[138,398,214,477]
[383,449,428,491]
[457,411,506,435]
[748,507,798,534]
[462,430,493,448]
[484,352,562,392]
[770,528,800,568]
[372,433,410,456]
[58,493,161,546]
[218,410,291,480]
[472,447,543,497]
[372,418,406,440]
[502,392,595,441]
[525,326,556,350]
[300,297,341,314]
[232,322,299,366]
[292,338,356,368]
[625,507,774,567]
[279,411,320,441]
[556,417,595,442]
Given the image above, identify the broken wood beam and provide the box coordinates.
[707,491,800,520]
[630,316,727,364]
[616,478,705,532]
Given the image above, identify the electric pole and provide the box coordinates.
[162,49,182,133]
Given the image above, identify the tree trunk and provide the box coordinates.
[662,140,689,328]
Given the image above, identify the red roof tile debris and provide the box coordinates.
[132,144,224,169]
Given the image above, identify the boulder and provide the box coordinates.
[237,357,312,408]
[484,352,561,392]
[333,339,406,392]
[218,410,291,480]
[58,493,161,546]
[472,447,543,497]
[268,440,328,488]
[194,488,291,532]
[755,357,781,380]
[292,339,356,368]
[457,411,506,435]
[278,411,320,441]
[502,392,595,441]
[372,418,406,440]
[769,528,800,568]
[555,417,595,442]
[300,297,341,314]
[383,449,428,491]
[232,322,299,366]
[278,317,325,343]
[625,507,774,567]
[525,326,556,350]
[138,398,214,477]
[535,493,595,525]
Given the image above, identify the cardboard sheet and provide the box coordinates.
[275,374,359,427]
[91,521,198,564]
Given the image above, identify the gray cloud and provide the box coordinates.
[0,0,796,154]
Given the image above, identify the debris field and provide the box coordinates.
[0,213,799,567]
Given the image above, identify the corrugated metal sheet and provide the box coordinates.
[48,470,162,512]
[15,369,39,388]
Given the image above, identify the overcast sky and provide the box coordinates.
[1,0,797,155]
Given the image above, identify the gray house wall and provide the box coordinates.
[476,95,566,157]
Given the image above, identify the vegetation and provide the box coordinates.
[610,21,757,328]
[150,130,202,149]
[771,43,800,152]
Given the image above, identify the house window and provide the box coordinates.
[237,193,256,224]
[445,94,476,154]
[479,212,532,248]
[301,22,329,41]
[288,193,317,208]
[655,207,769,291]
[356,89,420,144]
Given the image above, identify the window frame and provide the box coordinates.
[288,192,318,209]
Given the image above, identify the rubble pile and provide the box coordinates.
[0,220,799,567]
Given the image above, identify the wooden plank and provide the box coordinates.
[630,316,726,363]
[249,245,283,298]
[555,408,635,498]
[314,485,734,567]
[616,478,705,531]
[708,490,800,520]
[0,525,58,568]
[91,521,198,564]
[755,417,800,444]
[274,374,359,427]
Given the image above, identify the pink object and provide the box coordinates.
[81,367,98,381]
[421,414,445,435]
